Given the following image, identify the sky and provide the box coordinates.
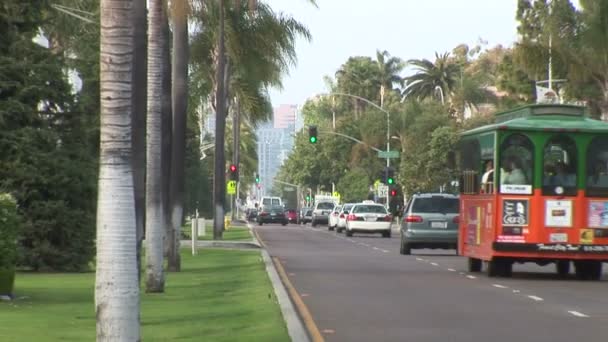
[263,0,578,107]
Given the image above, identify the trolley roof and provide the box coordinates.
[461,104,608,137]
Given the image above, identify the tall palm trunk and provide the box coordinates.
[213,0,227,239]
[231,97,240,221]
[132,0,147,282]
[96,0,140,340]
[161,2,173,264]
[168,0,189,271]
[145,0,166,293]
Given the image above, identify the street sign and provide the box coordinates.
[373,179,381,189]
[226,180,237,195]
[377,184,388,197]
[332,191,341,202]
[378,150,399,159]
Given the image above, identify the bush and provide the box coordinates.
[0,193,20,268]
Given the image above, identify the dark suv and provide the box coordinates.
[257,206,288,226]
[399,193,459,255]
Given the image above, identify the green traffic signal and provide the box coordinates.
[387,177,394,185]
[309,136,317,143]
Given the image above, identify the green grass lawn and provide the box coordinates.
[0,249,288,342]
[182,225,252,242]
[198,227,252,241]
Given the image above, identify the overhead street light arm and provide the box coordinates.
[319,130,383,153]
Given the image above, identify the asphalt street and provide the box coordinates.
[255,223,608,342]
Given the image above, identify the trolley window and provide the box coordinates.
[458,139,481,194]
[586,137,608,197]
[542,135,578,196]
[499,134,534,195]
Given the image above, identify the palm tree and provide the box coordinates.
[401,52,459,104]
[131,0,147,281]
[189,0,311,237]
[375,50,404,107]
[96,0,140,340]
[167,0,189,272]
[144,0,166,293]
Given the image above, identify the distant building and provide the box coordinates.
[273,104,297,129]
[256,120,296,197]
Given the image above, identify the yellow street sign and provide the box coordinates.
[227,180,237,195]
[333,192,341,201]
[374,179,381,189]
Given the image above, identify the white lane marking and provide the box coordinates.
[348,239,355,243]
[466,275,477,279]
[430,262,439,266]
[373,247,380,250]
[459,272,465,275]
[512,290,520,293]
[447,268,456,272]
[568,311,589,318]
[361,243,370,247]
[528,295,544,302]
[381,249,389,253]
[415,258,424,261]
[492,284,508,289]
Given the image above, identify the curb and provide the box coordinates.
[248,224,311,342]
[179,240,261,250]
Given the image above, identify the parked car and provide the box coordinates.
[285,209,298,224]
[328,205,342,231]
[257,206,288,226]
[399,193,459,255]
[246,208,258,222]
[300,208,313,224]
[311,201,336,227]
[336,203,355,233]
[345,201,392,238]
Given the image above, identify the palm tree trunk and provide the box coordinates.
[231,96,240,221]
[96,0,140,340]
[145,0,165,293]
[132,0,147,283]
[161,7,173,262]
[214,0,227,239]
[168,0,189,271]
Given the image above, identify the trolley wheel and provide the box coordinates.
[487,258,512,278]
[577,261,603,281]
[468,257,482,273]
[556,260,570,278]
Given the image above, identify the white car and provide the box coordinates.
[336,203,355,233]
[345,202,393,238]
[328,205,342,231]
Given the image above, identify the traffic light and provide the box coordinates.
[383,166,395,184]
[228,164,238,180]
[390,188,397,197]
[308,125,318,144]
[255,173,260,183]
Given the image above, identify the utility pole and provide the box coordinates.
[213,0,226,239]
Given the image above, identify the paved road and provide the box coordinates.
[255,223,608,342]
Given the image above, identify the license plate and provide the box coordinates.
[271,213,276,216]
[366,216,376,222]
[431,221,447,228]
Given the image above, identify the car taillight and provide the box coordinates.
[384,215,392,222]
[260,212,268,216]
[404,215,423,223]
[347,214,357,221]
[339,214,345,218]
[333,212,339,216]
[453,216,459,224]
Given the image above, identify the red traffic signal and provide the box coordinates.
[390,189,397,197]
[229,164,237,172]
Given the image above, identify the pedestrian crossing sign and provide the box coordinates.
[227,180,237,195]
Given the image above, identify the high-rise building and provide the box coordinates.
[273,104,297,129]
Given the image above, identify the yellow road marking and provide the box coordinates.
[256,227,325,342]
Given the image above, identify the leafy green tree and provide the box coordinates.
[337,168,371,203]
[402,52,459,105]
[0,0,96,271]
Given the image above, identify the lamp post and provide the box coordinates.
[321,92,392,204]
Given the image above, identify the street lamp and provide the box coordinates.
[317,91,393,205]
